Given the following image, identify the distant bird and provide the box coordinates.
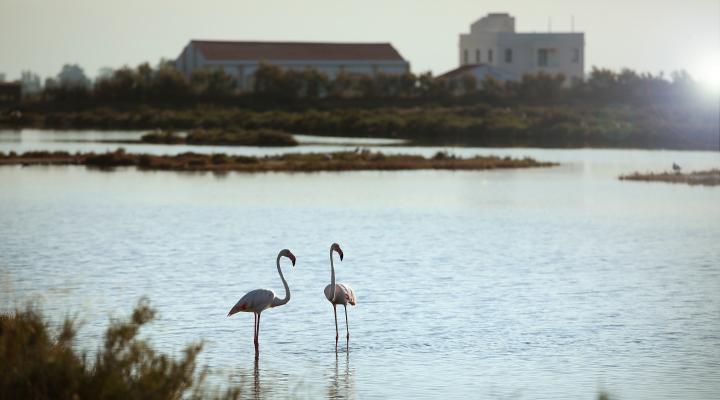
[673,163,682,173]
[324,243,356,346]
[227,249,296,356]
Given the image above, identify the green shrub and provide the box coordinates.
[0,299,240,399]
[211,153,230,165]
[186,129,298,147]
[141,131,184,144]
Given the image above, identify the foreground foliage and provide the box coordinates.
[0,299,239,400]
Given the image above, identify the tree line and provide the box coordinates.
[15,61,712,109]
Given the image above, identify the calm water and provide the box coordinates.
[1,129,719,399]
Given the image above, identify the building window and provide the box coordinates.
[505,48,512,63]
[572,48,580,63]
[488,49,493,63]
[463,49,468,65]
[475,49,480,63]
[538,49,549,67]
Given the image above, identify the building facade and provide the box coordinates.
[458,13,584,83]
[175,40,410,91]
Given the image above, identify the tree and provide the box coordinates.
[479,76,507,103]
[20,71,42,95]
[583,67,619,102]
[398,72,417,98]
[460,74,478,95]
[511,72,565,103]
[357,74,381,98]
[190,68,236,99]
[44,77,58,89]
[416,72,451,99]
[93,66,137,102]
[328,71,355,98]
[301,69,329,99]
[97,67,114,81]
[57,64,90,88]
[149,64,190,101]
[253,63,303,100]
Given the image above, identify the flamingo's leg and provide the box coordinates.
[253,313,259,356]
[344,305,350,341]
[256,312,262,355]
[333,304,339,346]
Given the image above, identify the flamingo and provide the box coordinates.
[324,243,356,346]
[227,249,296,356]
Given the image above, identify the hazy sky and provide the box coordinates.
[2,0,719,84]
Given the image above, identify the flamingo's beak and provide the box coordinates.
[227,304,240,317]
[339,249,344,261]
[289,253,296,266]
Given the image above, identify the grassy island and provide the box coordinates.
[0,149,556,173]
[619,169,720,186]
[141,129,298,147]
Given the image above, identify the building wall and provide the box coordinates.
[497,33,584,82]
[459,32,499,67]
[459,14,585,83]
[176,43,410,91]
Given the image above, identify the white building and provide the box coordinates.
[457,13,584,83]
[175,40,410,91]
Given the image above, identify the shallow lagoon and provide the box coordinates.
[1,129,719,399]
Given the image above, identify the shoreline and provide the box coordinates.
[3,102,717,151]
[2,128,718,153]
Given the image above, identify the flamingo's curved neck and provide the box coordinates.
[330,248,337,300]
[273,253,290,307]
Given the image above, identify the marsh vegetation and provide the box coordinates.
[620,169,720,186]
[0,149,556,172]
[141,129,298,147]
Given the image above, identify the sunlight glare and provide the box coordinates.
[693,54,720,94]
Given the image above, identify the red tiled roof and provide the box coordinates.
[191,40,407,61]
[438,64,484,79]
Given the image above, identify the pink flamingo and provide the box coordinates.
[227,249,296,356]
[324,243,356,346]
